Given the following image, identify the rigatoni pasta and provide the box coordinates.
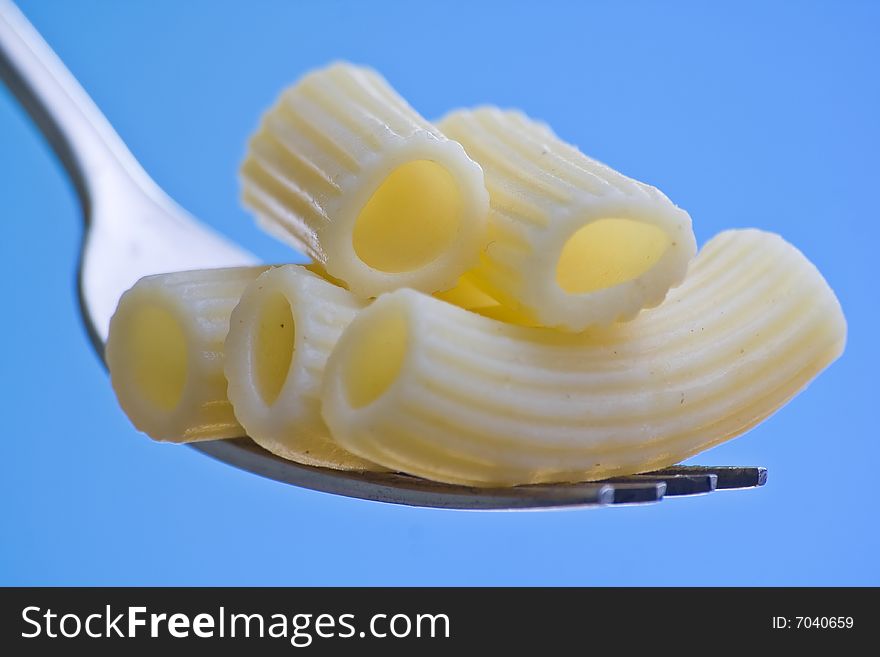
[321,230,846,487]
[241,62,489,298]
[307,258,507,316]
[105,266,269,442]
[224,265,383,471]
[438,107,697,330]
[104,61,846,495]
[433,274,500,313]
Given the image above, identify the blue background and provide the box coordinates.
[1,0,876,585]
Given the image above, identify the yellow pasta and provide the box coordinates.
[307,258,504,315]
[105,266,269,443]
[321,230,846,487]
[241,62,489,298]
[433,274,499,312]
[438,107,697,330]
[224,265,383,471]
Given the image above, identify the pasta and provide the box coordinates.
[105,60,844,493]
[321,229,847,487]
[307,257,504,315]
[240,62,490,298]
[437,107,697,330]
[433,274,500,313]
[105,266,269,443]
[224,265,383,471]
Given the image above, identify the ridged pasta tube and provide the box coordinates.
[106,267,269,443]
[241,62,490,298]
[438,107,697,330]
[322,230,846,487]
[224,265,382,471]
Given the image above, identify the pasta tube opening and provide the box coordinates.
[342,303,409,408]
[224,265,384,471]
[241,62,489,298]
[353,160,462,273]
[105,266,270,443]
[556,218,671,295]
[253,292,296,406]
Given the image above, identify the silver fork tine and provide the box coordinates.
[607,482,667,505]
[646,466,768,490]
[604,473,718,496]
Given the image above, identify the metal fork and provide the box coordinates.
[0,1,765,509]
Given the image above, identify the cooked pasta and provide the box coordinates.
[321,230,846,486]
[241,62,489,298]
[105,266,269,442]
[307,258,505,315]
[438,107,697,330]
[224,265,383,471]
[433,274,500,312]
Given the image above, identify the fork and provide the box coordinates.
[0,1,765,509]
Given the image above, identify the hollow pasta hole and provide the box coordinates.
[353,160,462,273]
[128,304,188,411]
[556,217,671,294]
[253,292,296,406]
[343,306,409,408]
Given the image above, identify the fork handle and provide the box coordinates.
[0,0,155,208]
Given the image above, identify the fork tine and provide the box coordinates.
[606,481,667,505]
[645,466,767,489]
[604,473,717,496]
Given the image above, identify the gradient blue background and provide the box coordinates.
[1,0,876,585]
